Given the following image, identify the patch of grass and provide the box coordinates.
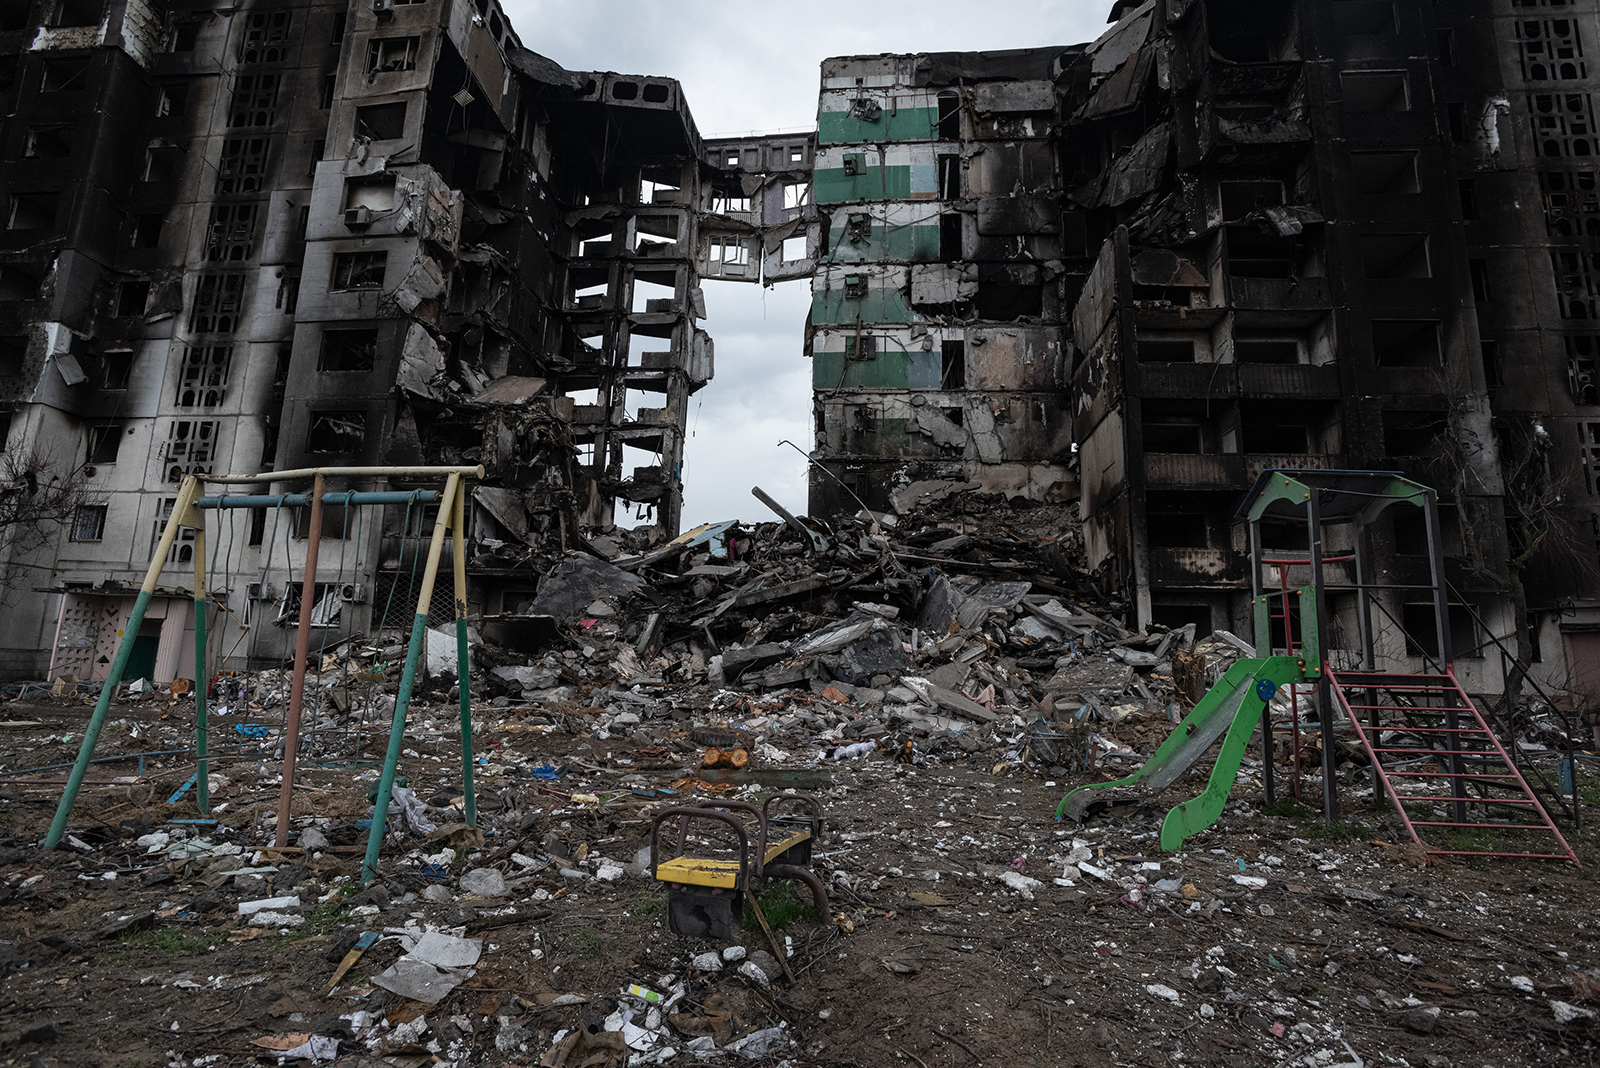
[302,901,349,936]
[745,881,816,930]
[1305,821,1369,841]
[632,892,662,917]
[570,930,604,954]
[112,925,214,959]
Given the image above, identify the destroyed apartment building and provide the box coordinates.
[0,0,814,679]
[0,0,1599,709]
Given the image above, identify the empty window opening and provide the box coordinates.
[1228,228,1295,279]
[1259,518,1310,551]
[69,505,106,542]
[307,410,366,453]
[642,83,669,103]
[169,21,198,51]
[1438,28,1455,67]
[1242,420,1313,454]
[144,144,184,183]
[50,0,100,27]
[115,281,149,317]
[355,102,407,141]
[1470,258,1493,301]
[612,80,638,100]
[86,424,121,464]
[781,234,808,262]
[7,192,58,230]
[1147,512,1209,549]
[157,83,187,118]
[1350,150,1420,194]
[24,125,74,159]
[939,406,963,427]
[1341,70,1410,112]
[789,145,805,164]
[344,175,397,211]
[1206,0,1297,63]
[1138,339,1196,363]
[1373,320,1442,367]
[937,91,961,139]
[940,214,963,261]
[365,36,419,74]
[1459,179,1478,220]
[1360,233,1431,279]
[1447,101,1467,142]
[0,336,24,375]
[631,275,676,314]
[0,4,26,30]
[937,154,960,200]
[640,167,682,205]
[1401,602,1479,659]
[132,213,164,248]
[710,191,750,214]
[782,183,809,211]
[1220,180,1284,221]
[331,11,346,42]
[1152,604,1213,632]
[941,340,965,388]
[330,251,387,291]
[1482,338,1502,388]
[1143,421,1204,454]
[0,411,11,450]
[633,214,680,252]
[1234,336,1302,364]
[101,350,134,389]
[41,58,89,92]
[974,278,1042,320]
[1383,409,1448,455]
[319,328,378,371]
[0,266,42,300]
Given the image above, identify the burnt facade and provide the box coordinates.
[0,0,768,678]
[1063,0,1600,701]
[804,50,1079,516]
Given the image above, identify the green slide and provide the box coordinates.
[1056,656,1307,851]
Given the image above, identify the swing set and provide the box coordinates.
[44,464,483,885]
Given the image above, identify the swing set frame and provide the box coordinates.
[43,465,483,885]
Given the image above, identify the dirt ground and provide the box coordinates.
[2,688,1599,1068]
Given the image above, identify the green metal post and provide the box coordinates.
[361,474,460,885]
[46,476,202,847]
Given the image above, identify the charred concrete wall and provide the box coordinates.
[804,51,1080,517]
[1065,0,1600,699]
[0,0,737,678]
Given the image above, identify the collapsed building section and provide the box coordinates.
[805,50,1079,516]
[0,0,781,678]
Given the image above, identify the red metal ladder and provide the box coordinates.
[1327,667,1579,866]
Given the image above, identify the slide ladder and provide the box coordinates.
[1327,668,1578,866]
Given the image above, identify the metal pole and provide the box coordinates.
[203,465,484,485]
[452,483,476,827]
[363,473,460,885]
[1308,489,1339,823]
[46,476,202,847]
[1354,519,1376,673]
[193,523,210,816]
[275,473,325,847]
[1422,490,1467,822]
[1249,519,1274,807]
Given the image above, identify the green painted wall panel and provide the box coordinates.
[827,223,940,262]
[812,287,912,325]
[813,350,915,389]
[814,166,913,204]
[818,107,940,145]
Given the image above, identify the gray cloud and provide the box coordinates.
[502,0,1116,526]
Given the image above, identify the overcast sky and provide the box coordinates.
[501,0,1115,529]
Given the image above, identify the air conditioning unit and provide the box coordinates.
[340,583,367,603]
[247,582,274,600]
[344,206,373,228]
[372,0,394,16]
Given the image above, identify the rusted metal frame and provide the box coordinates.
[275,474,325,847]
[451,481,476,827]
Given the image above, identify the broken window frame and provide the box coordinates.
[306,410,367,454]
[330,251,388,292]
[365,35,421,76]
